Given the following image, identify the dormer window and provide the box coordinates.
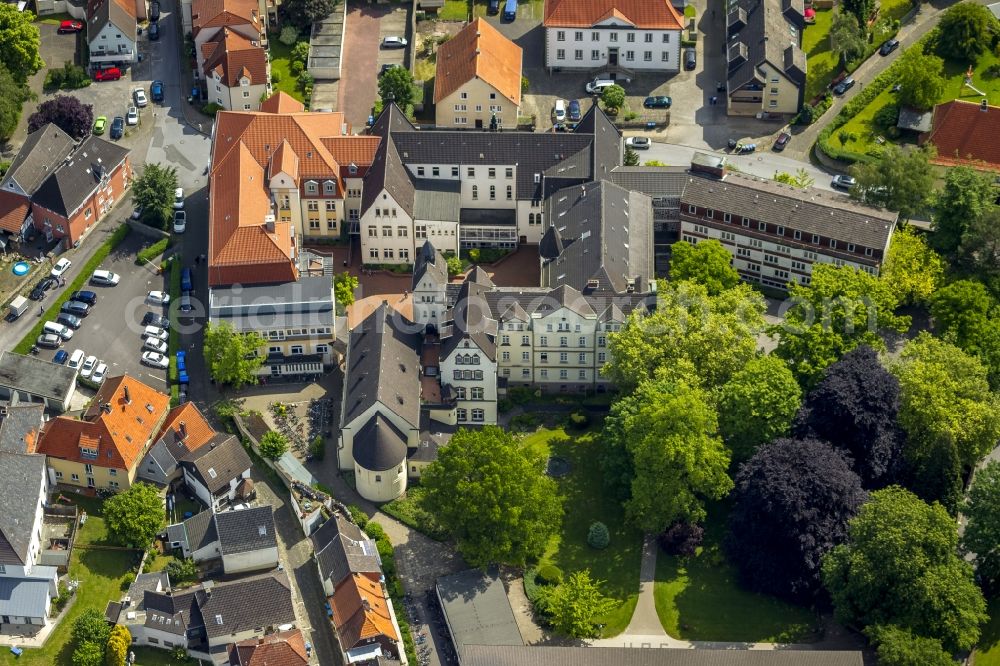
[324,180,335,194]
[305,181,317,194]
[241,77,250,86]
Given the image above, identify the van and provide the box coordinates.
[502,0,517,21]
[143,325,168,341]
[585,78,616,95]
[43,321,73,340]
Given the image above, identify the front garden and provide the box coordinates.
[268,30,313,104]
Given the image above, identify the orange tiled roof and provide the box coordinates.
[434,18,523,107]
[270,140,299,181]
[320,136,381,169]
[203,28,268,87]
[37,375,170,471]
[543,0,683,29]
[330,573,399,649]
[191,0,258,34]
[921,100,1000,172]
[260,91,305,114]
[155,403,217,454]
[0,191,29,234]
[229,628,308,666]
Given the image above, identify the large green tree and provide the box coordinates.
[259,430,288,460]
[334,271,358,309]
[106,625,131,666]
[829,11,866,65]
[103,482,164,549]
[600,84,626,111]
[773,264,908,387]
[421,427,561,566]
[71,608,111,647]
[841,0,874,34]
[864,625,955,666]
[0,64,28,140]
[895,50,945,111]
[849,145,935,219]
[716,355,801,462]
[821,486,987,653]
[203,321,266,388]
[132,163,179,228]
[962,461,1000,592]
[0,5,43,84]
[603,372,732,531]
[539,570,617,638]
[928,280,1000,388]
[931,166,996,257]
[937,2,998,63]
[880,226,944,306]
[669,240,740,295]
[960,206,1000,290]
[604,281,765,393]
[72,642,104,666]
[378,66,415,109]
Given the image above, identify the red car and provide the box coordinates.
[93,67,122,82]
[57,19,84,33]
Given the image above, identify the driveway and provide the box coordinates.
[340,3,390,129]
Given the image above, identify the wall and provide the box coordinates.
[222,546,278,574]
[435,78,518,129]
[47,458,130,490]
[545,26,681,72]
[354,462,406,502]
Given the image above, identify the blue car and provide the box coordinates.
[53,350,69,365]
[181,267,193,292]
[150,79,164,102]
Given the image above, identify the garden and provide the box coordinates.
[267,28,314,104]
[978,599,1000,666]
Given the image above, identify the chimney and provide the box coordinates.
[264,214,276,232]
[123,385,131,404]
[179,421,187,439]
[982,99,989,112]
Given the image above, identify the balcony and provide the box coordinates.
[90,48,135,64]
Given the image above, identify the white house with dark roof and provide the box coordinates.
[165,506,277,574]
[178,435,253,511]
[86,0,138,66]
[0,351,78,413]
[311,514,381,597]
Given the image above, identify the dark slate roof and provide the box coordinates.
[413,178,461,221]
[0,403,45,453]
[726,0,806,91]
[412,240,448,291]
[362,108,416,216]
[437,567,523,664]
[442,280,497,362]
[482,286,651,322]
[608,165,689,197]
[180,434,252,495]
[32,135,130,217]
[87,0,136,40]
[541,180,653,294]
[681,172,898,249]
[183,510,219,552]
[1,124,75,195]
[461,646,864,666]
[0,452,46,565]
[144,588,203,635]
[311,514,382,587]
[467,266,494,287]
[215,506,277,555]
[126,571,169,611]
[0,350,79,402]
[196,571,295,640]
[343,303,422,428]
[353,414,408,471]
[573,103,623,181]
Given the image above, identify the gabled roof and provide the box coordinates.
[922,100,1000,171]
[180,434,251,495]
[726,0,806,92]
[144,588,203,635]
[434,19,523,107]
[0,452,46,565]
[1,124,75,196]
[0,191,29,234]
[260,91,305,114]
[32,135,130,218]
[311,514,382,588]
[442,279,497,361]
[202,28,268,87]
[229,628,309,666]
[156,402,218,456]
[180,510,218,552]
[87,0,137,40]
[37,375,170,470]
[331,572,399,649]
[215,506,277,554]
[0,403,44,454]
[412,240,448,291]
[353,414,408,471]
[197,571,295,640]
[191,0,259,34]
[543,0,683,29]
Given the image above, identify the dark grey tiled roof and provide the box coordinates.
[216,506,277,555]
[0,403,45,454]
[462,646,864,666]
[1,124,75,194]
[126,571,169,611]
[143,588,203,635]
[608,165,689,197]
[197,571,295,640]
[680,172,898,249]
[0,351,79,402]
[412,240,448,292]
[0,452,46,565]
[183,510,218,552]
[311,514,381,587]
[343,303,422,428]
[726,0,806,91]
[572,103,623,182]
[442,280,497,362]
[482,287,651,321]
[180,435,252,495]
[361,125,415,217]
[88,0,136,43]
[353,414,408,471]
[413,178,461,222]
[32,136,130,217]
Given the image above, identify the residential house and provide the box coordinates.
[433,18,523,129]
[725,0,807,117]
[178,435,253,510]
[202,28,270,111]
[920,99,1000,171]
[311,513,381,597]
[166,507,278,574]
[228,628,310,666]
[331,570,404,664]
[87,0,138,67]
[197,572,296,650]
[0,124,76,245]
[411,240,450,328]
[36,375,171,490]
[30,133,132,250]
[109,571,171,645]
[0,352,78,413]
[542,0,684,75]
[190,0,265,73]
[0,403,46,454]
[140,585,204,653]
[139,402,219,486]
[165,511,220,562]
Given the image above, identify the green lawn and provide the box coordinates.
[653,501,821,643]
[130,647,197,665]
[35,12,75,24]
[438,0,470,20]
[803,10,837,102]
[976,598,1000,666]
[381,485,449,541]
[525,427,644,638]
[268,35,306,103]
[0,497,142,665]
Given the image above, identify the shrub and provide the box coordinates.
[259,430,288,460]
[348,505,369,528]
[537,564,563,585]
[309,435,326,460]
[659,521,704,557]
[271,69,282,83]
[523,568,545,604]
[291,41,310,65]
[290,59,305,75]
[508,387,535,405]
[509,413,539,431]
[297,71,315,91]
[62,62,89,89]
[135,238,170,265]
[164,557,198,584]
[279,25,299,45]
[521,76,529,93]
[44,68,65,90]
[364,521,387,541]
[201,102,222,116]
[569,411,590,429]
[873,103,900,130]
[587,521,610,549]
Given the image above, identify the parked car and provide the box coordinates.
[57,19,84,33]
[173,210,186,234]
[147,291,170,305]
[110,116,125,140]
[93,116,107,135]
[56,313,81,329]
[91,269,120,286]
[567,99,582,122]
[831,174,857,190]
[487,0,499,13]
[148,22,159,40]
[67,349,85,370]
[181,267,194,292]
[61,300,91,316]
[93,67,122,82]
[43,321,73,340]
[36,334,61,350]
[585,78,616,95]
[133,87,148,107]
[142,326,169,341]
[141,351,170,369]
[879,38,900,56]
[553,99,566,123]
[179,294,193,313]
[70,290,97,305]
[30,277,57,301]
[53,350,69,365]
[684,49,697,70]
[502,0,517,21]
[173,187,185,209]
[126,106,139,126]
[80,355,98,379]
[144,337,168,354]
[142,312,170,329]
[643,95,672,109]
[833,77,856,95]
[149,0,160,21]
[51,258,72,278]
[381,36,407,48]
[131,205,143,220]
[625,137,651,150]
[379,63,400,76]
[773,132,791,151]
[92,362,108,384]
[150,80,164,102]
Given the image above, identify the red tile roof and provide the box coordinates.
[156,403,217,454]
[260,91,305,114]
[434,18,523,106]
[191,0,259,34]
[331,573,399,650]
[543,0,683,29]
[229,628,309,666]
[203,28,268,87]
[38,375,170,471]
[922,100,1000,172]
[0,191,29,234]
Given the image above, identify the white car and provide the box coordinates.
[173,187,185,210]
[92,361,108,384]
[141,351,169,369]
[143,337,168,354]
[50,258,72,278]
[133,87,148,107]
[126,106,139,126]
[67,349,85,370]
[553,99,566,123]
[381,36,407,48]
[91,269,120,286]
[142,326,168,341]
[173,210,186,234]
[625,137,651,150]
[147,291,170,305]
[80,355,97,379]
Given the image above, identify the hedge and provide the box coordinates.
[14,224,131,354]
[816,30,937,164]
[135,238,170,265]
[362,522,418,665]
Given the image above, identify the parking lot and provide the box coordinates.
[339,4,410,130]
